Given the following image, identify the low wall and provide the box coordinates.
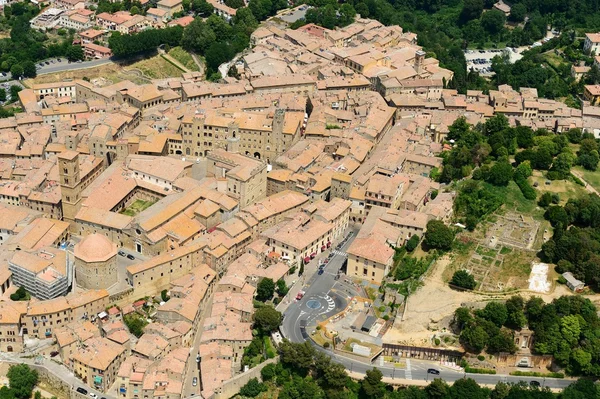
[211,357,279,399]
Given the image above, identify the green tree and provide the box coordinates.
[450,270,476,289]
[239,378,266,397]
[425,378,449,398]
[360,368,385,399]
[130,5,140,14]
[405,234,420,252]
[460,0,483,22]
[480,301,508,327]
[66,45,84,61]
[22,61,36,78]
[253,305,282,332]
[225,0,244,8]
[486,161,513,186]
[9,85,21,102]
[10,64,23,79]
[0,88,6,102]
[460,325,488,353]
[124,314,147,337]
[7,364,38,399]
[256,277,275,301]
[424,220,455,250]
[276,279,288,296]
[560,314,581,346]
[508,3,527,22]
[450,378,488,399]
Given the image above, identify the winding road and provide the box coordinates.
[279,228,575,391]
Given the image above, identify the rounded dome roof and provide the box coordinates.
[74,233,117,263]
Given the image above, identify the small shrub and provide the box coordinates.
[434,338,440,346]
[323,342,330,348]
[382,315,390,321]
[477,355,485,361]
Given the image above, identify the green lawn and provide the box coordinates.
[168,47,200,72]
[120,199,156,216]
[573,166,600,193]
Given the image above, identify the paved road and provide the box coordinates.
[281,228,361,344]
[0,352,113,399]
[38,58,114,76]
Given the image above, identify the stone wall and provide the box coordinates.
[211,356,279,399]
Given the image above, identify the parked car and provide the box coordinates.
[192,377,198,386]
[89,393,98,399]
[318,269,324,275]
[296,291,305,300]
[50,351,59,357]
[427,368,440,375]
[127,254,135,260]
[118,250,126,257]
[529,381,541,387]
[76,388,88,395]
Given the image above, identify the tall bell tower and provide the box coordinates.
[58,151,83,224]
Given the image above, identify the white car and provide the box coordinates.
[89,393,98,399]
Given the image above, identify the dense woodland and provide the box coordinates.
[541,194,600,291]
[455,295,600,377]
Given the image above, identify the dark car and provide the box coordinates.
[76,388,88,395]
[45,61,50,65]
[127,254,135,260]
[118,250,126,257]
[318,269,324,275]
[529,381,541,387]
[50,351,59,357]
[427,368,440,375]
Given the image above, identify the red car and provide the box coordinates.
[296,291,305,300]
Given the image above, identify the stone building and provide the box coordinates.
[74,233,118,289]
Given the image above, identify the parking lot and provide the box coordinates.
[463,48,521,75]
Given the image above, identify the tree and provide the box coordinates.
[486,161,513,186]
[460,0,483,22]
[9,64,23,79]
[9,86,21,102]
[360,368,385,399]
[130,5,140,14]
[425,378,449,398]
[405,234,420,252]
[124,314,147,337]
[256,277,275,301]
[22,61,36,78]
[253,305,282,332]
[66,45,84,61]
[481,9,506,35]
[450,378,488,399]
[508,3,526,22]
[276,279,288,296]
[260,363,276,381]
[450,270,476,289]
[0,89,6,102]
[279,340,315,372]
[480,301,508,327]
[225,0,244,8]
[424,220,455,250]
[7,365,38,399]
[460,325,488,352]
[160,289,169,302]
[239,378,266,397]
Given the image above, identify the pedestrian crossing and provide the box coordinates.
[405,359,412,380]
[331,250,347,257]
[323,294,335,312]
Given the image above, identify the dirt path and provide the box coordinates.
[571,169,600,196]
[159,52,191,73]
[190,53,205,76]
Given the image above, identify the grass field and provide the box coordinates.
[120,199,156,216]
[573,166,600,193]
[129,55,185,78]
[168,47,200,72]
[529,170,588,206]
